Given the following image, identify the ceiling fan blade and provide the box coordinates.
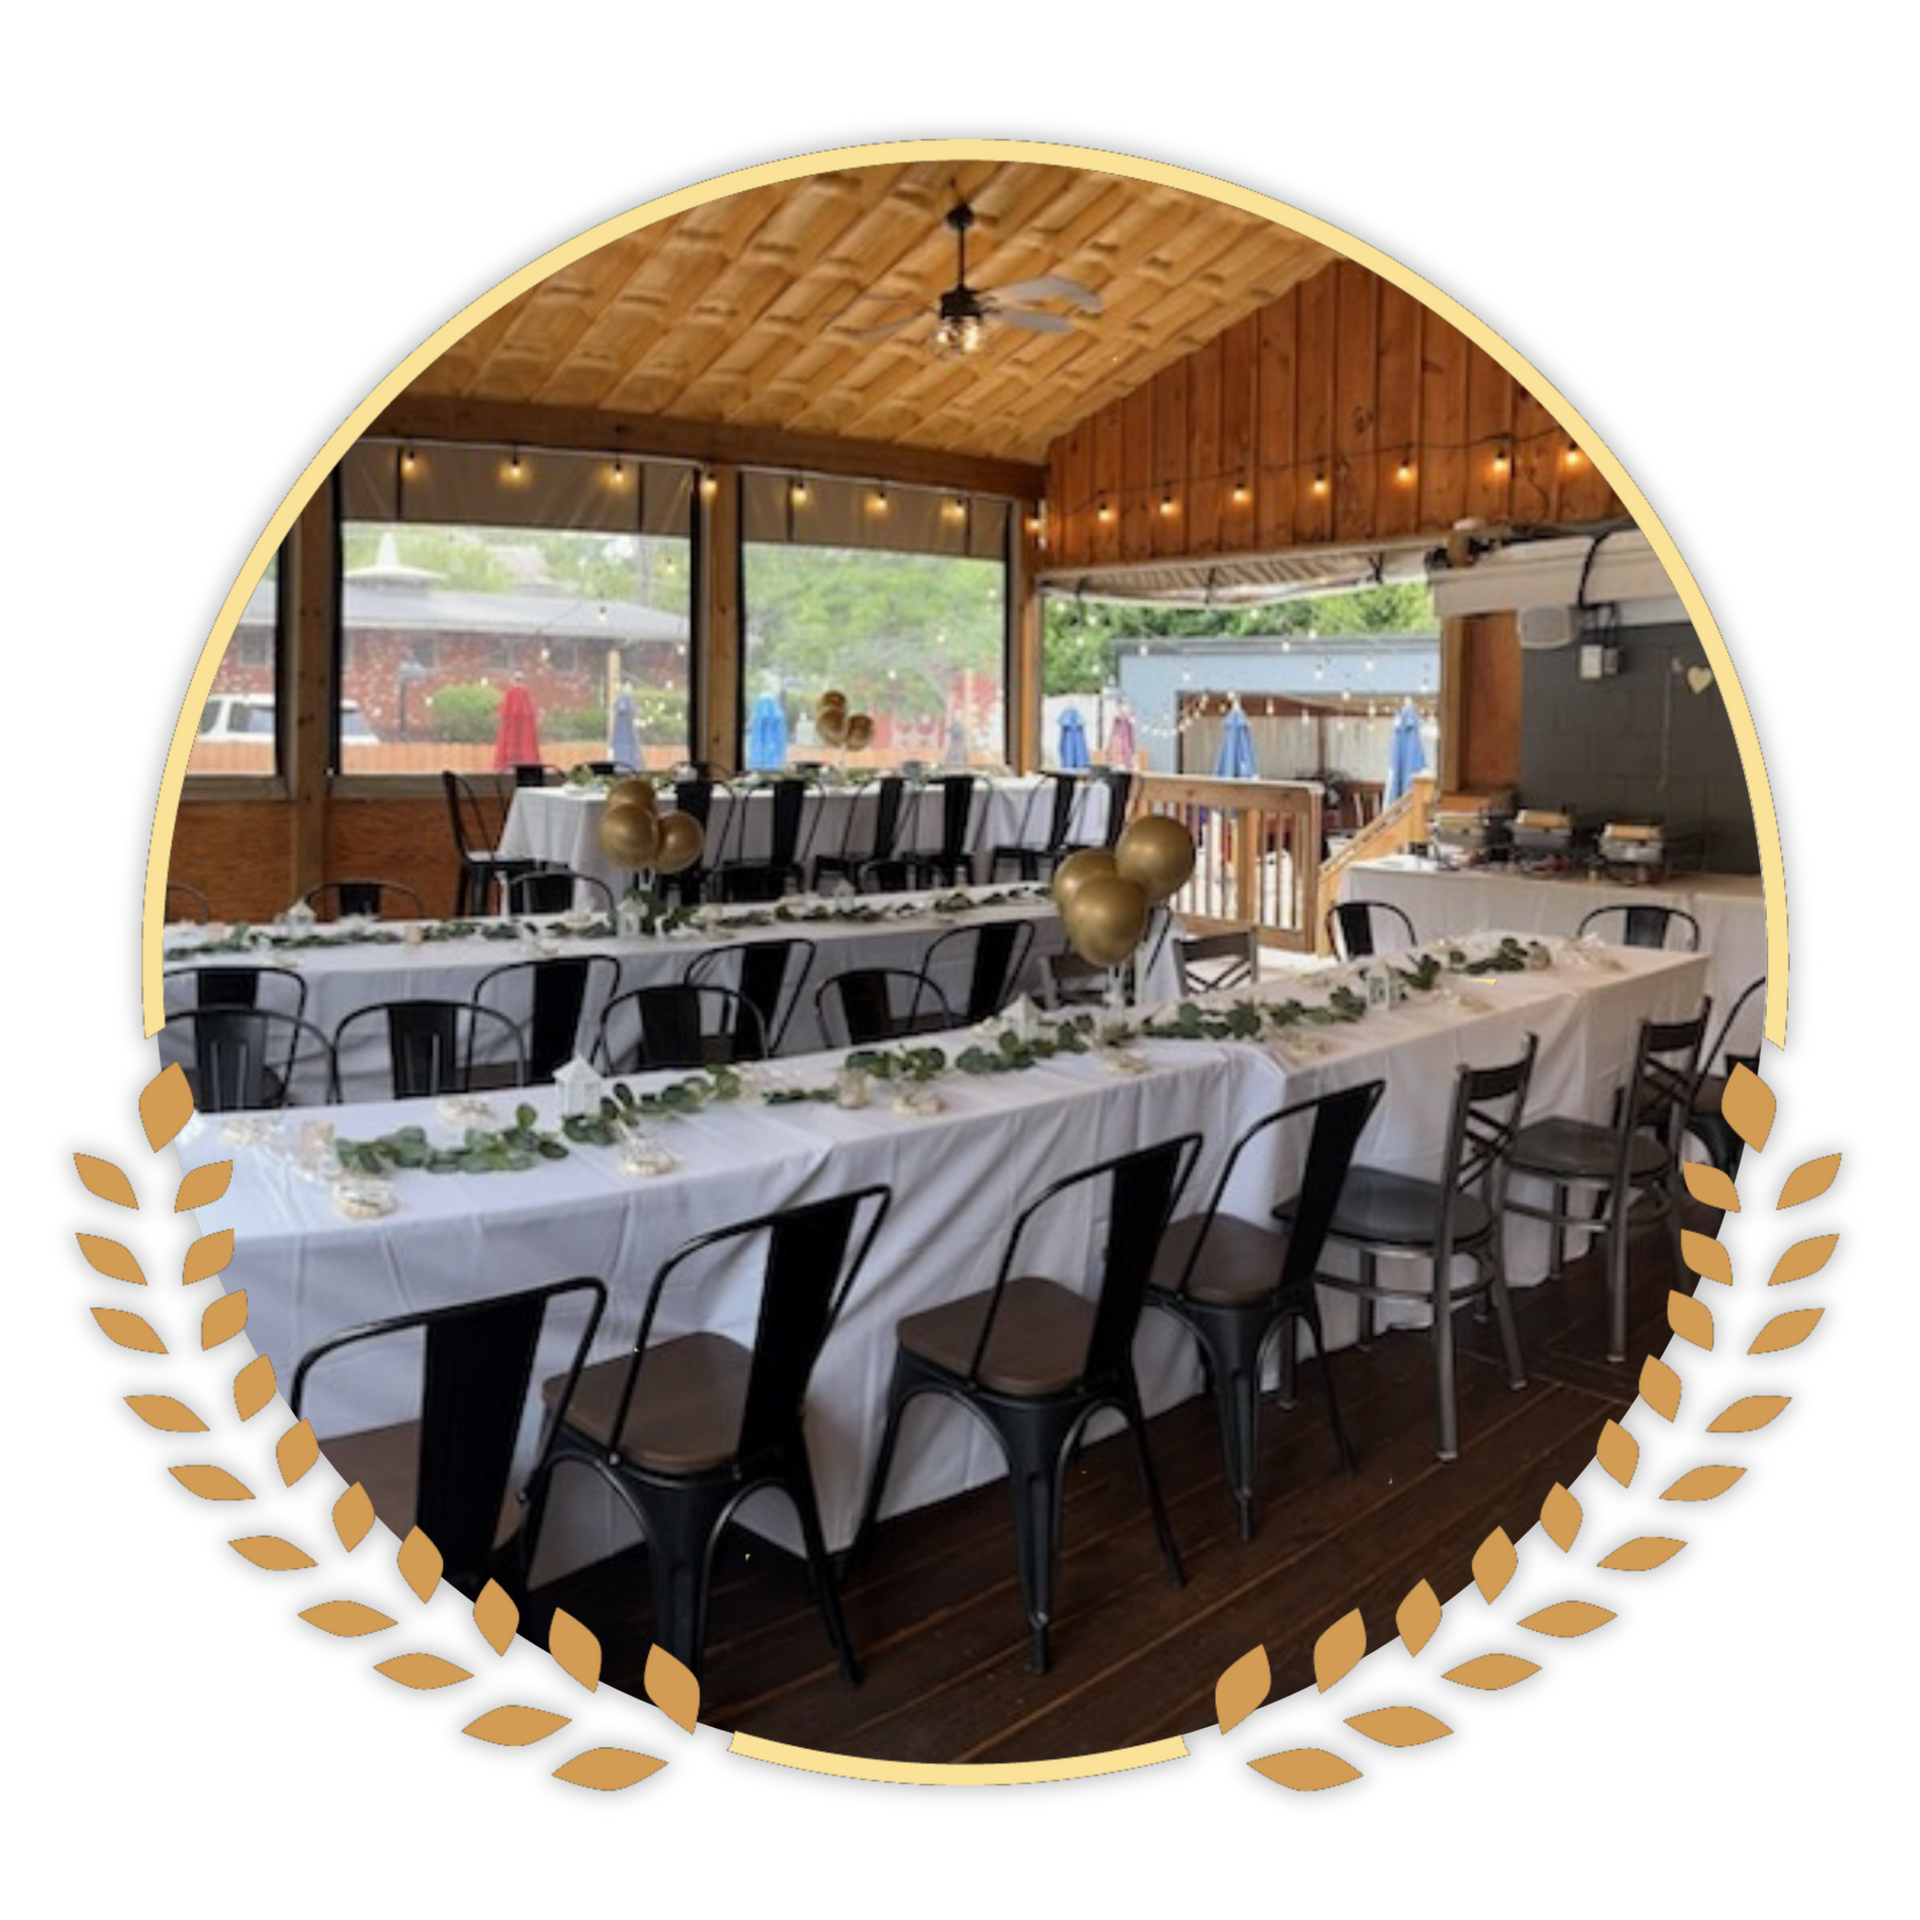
[990,309,1075,334]
[984,274,1103,313]
[842,313,925,342]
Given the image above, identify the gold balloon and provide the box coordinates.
[844,712,874,751]
[1064,876,1149,967]
[1114,814,1197,904]
[1051,847,1117,911]
[817,708,850,747]
[608,775,656,813]
[598,800,660,870]
[653,809,705,875]
[815,689,848,715]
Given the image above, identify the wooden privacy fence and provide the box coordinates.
[1131,774,1323,951]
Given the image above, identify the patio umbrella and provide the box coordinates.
[609,690,640,771]
[1385,699,1426,805]
[1213,699,1258,779]
[1057,707,1090,769]
[491,683,541,770]
[747,693,789,771]
[1104,707,1136,768]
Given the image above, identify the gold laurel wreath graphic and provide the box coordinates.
[77,1059,1835,1796]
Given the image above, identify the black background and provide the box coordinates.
[41,135,1873,1873]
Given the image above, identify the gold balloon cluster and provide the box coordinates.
[1052,815,1197,969]
[597,775,705,875]
[815,689,874,752]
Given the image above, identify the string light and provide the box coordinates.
[1311,463,1328,496]
[1492,441,1510,476]
[1159,487,1177,518]
[608,457,626,487]
[1563,440,1583,470]
[1231,474,1250,505]
[504,446,524,482]
[944,494,967,523]
[1396,447,1415,485]
[869,482,890,516]
[790,476,809,506]
[1096,495,1113,524]
[401,446,418,477]
[698,468,719,501]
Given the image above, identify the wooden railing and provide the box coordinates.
[1313,771,1436,951]
[1131,775,1323,952]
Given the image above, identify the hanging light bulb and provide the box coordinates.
[790,476,809,506]
[1231,474,1250,506]
[699,468,719,502]
[1096,495,1113,524]
[1396,448,1415,485]
[1492,441,1510,476]
[609,457,626,487]
[1159,487,1177,518]
[870,482,890,516]
[505,446,523,482]
[401,445,418,477]
[1312,463,1328,496]
[1563,439,1583,470]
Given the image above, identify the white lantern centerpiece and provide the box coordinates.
[553,1054,606,1120]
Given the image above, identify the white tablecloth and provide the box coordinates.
[172,943,1705,1571]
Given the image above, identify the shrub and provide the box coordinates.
[427,682,502,743]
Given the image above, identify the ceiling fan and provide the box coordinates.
[842,198,1102,356]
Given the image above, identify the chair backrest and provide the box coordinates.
[685,939,816,1057]
[1706,976,1765,1076]
[1439,1035,1539,1239]
[815,968,955,1046]
[291,1276,607,1587]
[303,879,428,922]
[159,1006,338,1111]
[922,919,1038,1022]
[1042,950,1108,1007]
[1008,772,1079,851]
[1620,1003,1712,1168]
[856,856,941,894]
[504,868,617,918]
[1577,903,1702,952]
[441,770,503,857]
[475,955,621,1084]
[867,776,908,860]
[1090,768,1132,849]
[928,773,986,859]
[1328,899,1418,959]
[1178,929,1258,995]
[164,964,309,1025]
[165,879,211,922]
[596,983,768,1072]
[333,1000,528,1098]
[513,763,562,788]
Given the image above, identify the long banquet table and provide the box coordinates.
[171,937,1707,1574]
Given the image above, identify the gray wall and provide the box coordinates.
[1519,622,1759,874]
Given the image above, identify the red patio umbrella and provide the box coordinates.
[491,683,542,770]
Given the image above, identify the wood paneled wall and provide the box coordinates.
[1043,259,1624,572]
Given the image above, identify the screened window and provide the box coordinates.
[187,550,281,777]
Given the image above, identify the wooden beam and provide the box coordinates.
[287,482,336,900]
[369,395,1046,502]
[1009,508,1043,774]
[699,465,742,775]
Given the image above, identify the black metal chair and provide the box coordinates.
[512,763,566,788]
[915,772,989,886]
[1146,1080,1385,1540]
[814,969,956,1047]
[474,956,623,1085]
[158,1006,338,1112]
[1275,1036,1538,1462]
[1179,929,1259,995]
[1576,903,1702,952]
[302,879,428,922]
[1041,950,1109,1009]
[656,779,725,906]
[291,1276,607,1596]
[856,856,945,895]
[1061,767,1133,855]
[988,772,1082,882]
[333,1000,529,1098]
[521,1187,891,1683]
[165,879,211,922]
[812,776,908,893]
[684,939,815,1058]
[502,868,618,918]
[1504,1005,1711,1364]
[164,963,309,1025]
[854,1133,1200,1673]
[441,770,534,917]
[1688,977,1766,1180]
[595,983,769,1073]
[711,776,817,903]
[1327,899,1419,959]
[919,919,1038,1024]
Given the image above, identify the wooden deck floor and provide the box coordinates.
[532,1205,1705,1764]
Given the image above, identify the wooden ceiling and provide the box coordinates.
[400,161,1335,464]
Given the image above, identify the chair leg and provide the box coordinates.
[999,1402,1080,1674]
[1358,1249,1378,1347]
[1118,1387,1185,1589]
[849,1359,923,1568]
[1485,1251,1527,1390]
[636,1482,728,1684]
[785,1446,861,1688]
[1605,1181,1631,1365]
[1274,1313,1296,1407]
[1431,1260,1458,1462]
[1296,1296,1357,1474]
[1549,1183,1568,1277]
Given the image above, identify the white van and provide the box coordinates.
[198,694,378,743]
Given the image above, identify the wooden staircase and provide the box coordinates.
[1313,771,1436,952]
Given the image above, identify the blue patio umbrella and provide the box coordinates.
[1057,706,1090,769]
[609,690,640,771]
[1385,699,1426,805]
[1213,701,1258,779]
[746,693,789,771]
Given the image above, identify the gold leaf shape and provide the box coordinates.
[1472,1528,1516,1604]
[1661,1464,1746,1503]
[1639,1355,1682,1422]
[75,1154,138,1209]
[1770,1234,1839,1287]
[376,1653,474,1690]
[397,1526,443,1603]
[1596,1419,1638,1488]
[1215,1644,1270,1733]
[333,1483,376,1552]
[1443,1653,1540,1691]
[474,1580,519,1656]
[1680,1163,1740,1213]
[1314,1608,1366,1691]
[170,1464,254,1501]
[182,1229,236,1286]
[1519,1601,1615,1638]
[645,1643,701,1733]
[92,1307,166,1353]
[548,1608,601,1693]
[174,1160,232,1212]
[201,1290,248,1348]
[1708,1394,1791,1433]
[1751,1308,1823,1355]
[75,1233,146,1286]
[1345,1706,1452,1748]
[1541,1483,1582,1553]
[552,1748,668,1792]
[140,1063,194,1150]
[1777,1152,1840,1210]
[1721,1065,1774,1152]
[1248,1749,1363,1791]
[463,1705,571,1747]
[1598,1536,1686,1572]
[1396,1580,1442,1656]
[125,1394,206,1433]
[1667,1291,1713,1351]
[1680,1229,1732,1285]
[276,1420,319,1487]
[300,1600,397,1637]
[233,1354,276,1422]
[229,1535,317,1571]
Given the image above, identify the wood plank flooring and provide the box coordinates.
[529,1204,1706,1763]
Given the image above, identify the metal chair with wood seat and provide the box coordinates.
[502,868,618,919]
[520,1187,891,1684]
[512,763,566,788]
[919,918,1037,1024]
[332,1000,529,1098]
[914,772,989,886]
[684,939,816,1059]
[855,856,945,894]
[1688,977,1765,1180]
[814,969,956,1047]
[1060,767,1132,855]
[655,778,726,906]
[1179,929,1259,995]
[1146,1080,1384,1540]
[165,879,212,922]
[710,775,818,903]
[474,955,622,1085]
[1327,898,1419,959]
[302,878,428,922]
[441,770,534,917]
[812,775,908,893]
[594,983,768,1073]
[852,1133,1201,1674]
[1504,1004,1711,1365]
[158,1006,338,1112]
[1576,903,1702,952]
[988,771,1082,882]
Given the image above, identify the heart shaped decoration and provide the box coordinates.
[1685,664,1715,695]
